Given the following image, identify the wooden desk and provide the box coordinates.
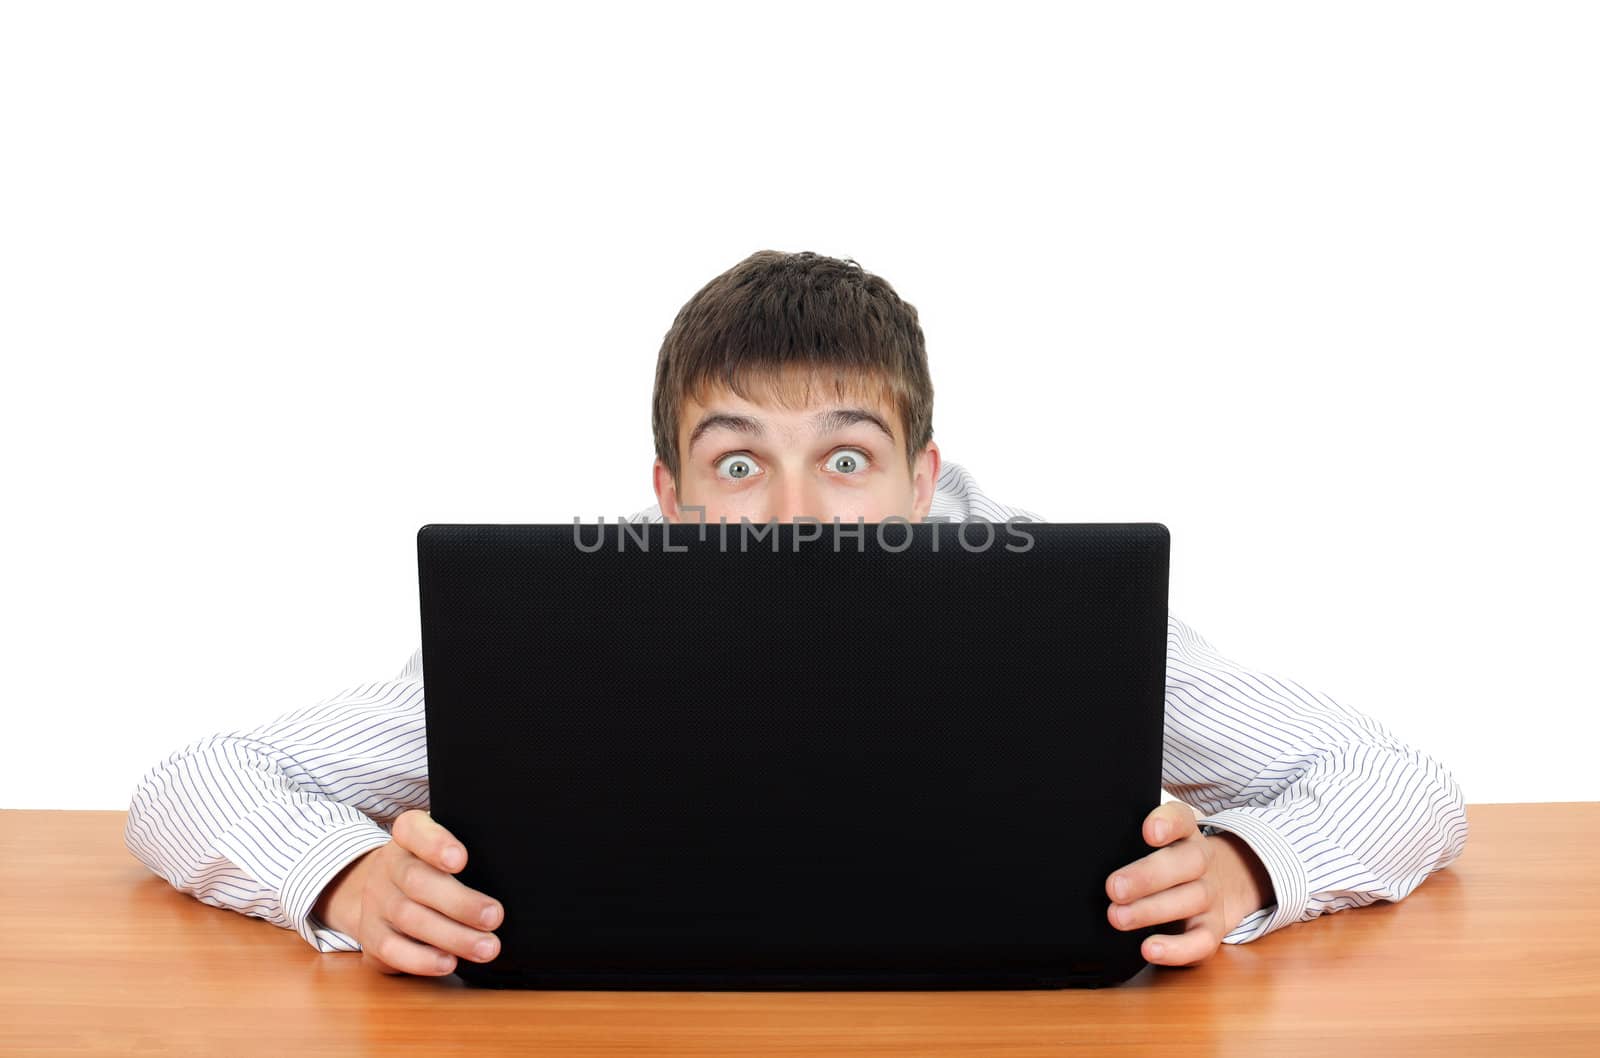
[2,804,1596,1057]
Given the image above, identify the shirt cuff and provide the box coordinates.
[278,819,393,953]
[1195,807,1311,944]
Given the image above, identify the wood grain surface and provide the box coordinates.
[2,803,1596,1057]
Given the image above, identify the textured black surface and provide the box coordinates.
[417,521,1170,989]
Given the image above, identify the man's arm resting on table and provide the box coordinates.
[123,652,431,952]
[1165,615,1469,945]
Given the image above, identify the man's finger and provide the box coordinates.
[1144,801,1201,846]
[363,918,459,976]
[1140,918,1218,967]
[360,950,405,976]
[1107,877,1213,932]
[391,809,469,874]
[383,890,502,964]
[1106,838,1210,902]
[389,853,504,930]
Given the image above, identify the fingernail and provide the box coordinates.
[436,954,456,973]
[474,938,497,961]
[443,845,465,869]
[481,904,500,928]
[1148,941,1165,959]
[1152,823,1168,842]
[1113,877,1128,900]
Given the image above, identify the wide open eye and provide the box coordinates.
[824,448,870,475]
[715,453,762,481]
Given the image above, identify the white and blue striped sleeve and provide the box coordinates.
[1162,615,1469,944]
[123,648,430,953]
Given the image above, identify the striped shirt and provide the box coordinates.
[123,459,1470,954]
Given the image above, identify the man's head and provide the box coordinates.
[651,250,940,524]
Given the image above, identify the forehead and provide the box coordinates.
[680,366,899,426]
[681,385,894,426]
[676,368,905,451]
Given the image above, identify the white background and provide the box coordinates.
[2,2,1594,809]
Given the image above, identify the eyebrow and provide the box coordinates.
[811,407,895,443]
[687,407,896,455]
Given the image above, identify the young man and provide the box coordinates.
[125,251,1469,978]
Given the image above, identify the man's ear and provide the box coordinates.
[652,458,681,523]
[910,441,941,523]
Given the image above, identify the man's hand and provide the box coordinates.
[1105,800,1274,967]
[311,809,504,976]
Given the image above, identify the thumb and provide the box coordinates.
[392,808,468,873]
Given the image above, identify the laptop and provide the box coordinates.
[417,519,1171,989]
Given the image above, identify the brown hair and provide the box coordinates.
[651,250,934,483]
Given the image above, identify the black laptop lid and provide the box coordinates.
[418,520,1170,989]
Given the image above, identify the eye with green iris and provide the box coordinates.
[715,453,760,480]
[826,448,870,475]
